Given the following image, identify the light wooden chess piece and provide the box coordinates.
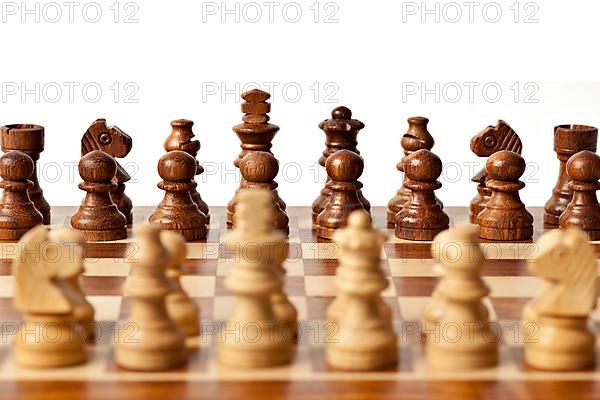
[422,231,489,340]
[326,211,397,371]
[49,229,96,342]
[425,225,498,371]
[160,230,200,337]
[219,189,294,368]
[12,226,87,368]
[116,224,187,371]
[326,211,389,326]
[523,228,596,371]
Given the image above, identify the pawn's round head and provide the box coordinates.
[158,150,197,182]
[325,150,364,181]
[79,150,116,183]
[403,149,442,181]
[331,106,352,120]
[239,151,278,183]
[347,210,371,230]
[567,150,600,182]
[486,150,525,181]
[432,225,484,270]
[0,150,34,181]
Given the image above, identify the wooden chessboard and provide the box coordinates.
[1,206,600,400]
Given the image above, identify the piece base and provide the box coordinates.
[395,226,447,242]
[0,226,40,240]
[116,348,187,372]
[326,346,397,372]
[78,228,128,242]
[479,225,533,241]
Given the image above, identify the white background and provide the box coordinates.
[1,0,599,207]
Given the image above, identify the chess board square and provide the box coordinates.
[484,277,541,298]
[180,276,217,297]
[84,259,130,276]
[216,259,304,277]
[81,276,126,296]
[305,276,396,297]
[88,295,122,322]
[187,243,220,259]
[0,260,11,276]
[181,259,218,276]
[0,276,14,297]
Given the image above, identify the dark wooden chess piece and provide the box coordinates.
[312,106,370,224]
[469,120,522,224]
[149,150,207,241]
[233,151,289,235]
[71,150,127,241]
[0,124,50,224]
[387,117,437,226]
[164,119,210,224]
[544,124,598,226]
[478,150,533,241]
[395,149,449,241]
[559,150,600,239]
[316,150,368,240]
[81,119,133,225]
[0,151,43,240]
[227,89,285,226]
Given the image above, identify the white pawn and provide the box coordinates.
[161,230,200,337]
[13,226,87,368]
[218,189,294,368]
[523,228,596,371]
[116,224,187,371]
[50,229,96,342]
[425,225,497,370]
[326,211,397,371]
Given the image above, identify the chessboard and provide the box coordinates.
[1,206,600,400]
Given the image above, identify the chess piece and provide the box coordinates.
[559,150,600,239]
[227,89,285,226]
[469,121,522,224]
[160,230,200,337]
[71,150,127,241]
[0,151,43,240]
[544,125,598,226]
[81,119,133,224]
[478,150,533,241]
[316,150,368,240]
[232,151,289,235]
[12,226,87,368]
[326,211,396,371]
[423,229,489,340]
[1,124,51,224]
[219,189,294,368]
[387,117,436,225]
[149,151,208,241]
[312,106,370,224]
[523,228,596,371]
[164,119,210,224]
[116,224,187,371]
[326,210,389,325]
[425,225,498,370]
[395,149,449,241]
[49,228,97,342]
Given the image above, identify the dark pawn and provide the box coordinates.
[227,89,284,226]
[233,152,289,235]
[0,151,43,240]
[544,125,598,226]
[71,151,127,241]
[164,119,210,224]
[312,106,369,224]
[316,150,367,240]
[149,151,207,241]
[559,150,600,239]
[395,149,448,241]
[1,124,51,224]
[478,150,533,241]
[387,117,439,226]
